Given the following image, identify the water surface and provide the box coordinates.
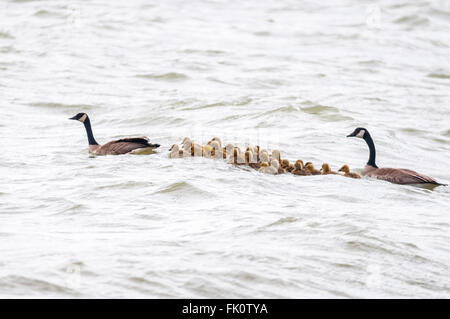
[0,0,449,298]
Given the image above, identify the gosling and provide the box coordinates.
[291,160,311,176]
[259,160,278,175]
[321,163,338,175]
[305,162,321,175]
[338,165,361,179]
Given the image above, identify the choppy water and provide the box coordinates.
[1,0,450,298]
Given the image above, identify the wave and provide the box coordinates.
[136,72,189,82]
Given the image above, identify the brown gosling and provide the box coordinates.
[259,160,278,174]
[259,151,270,164]
[223,143,235,159]
[182,137,192,146]
[338,165,361,179]
[321,163,338,175]
[291,160,311,176]
[254,145,260,160]
[209,140,222,159]
[281,159,293,172]
[211,137,222,147]
[202,144,213,158]
[272,149,282,163]
[235,147,245,165]
[305,162,321,175]
[274,159,286,174]
[169,144,185,158]
[226,147,242,164]
[245,150,261,169]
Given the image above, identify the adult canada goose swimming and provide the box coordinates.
[69,113,160,155]
[321,163,338,175]
[338,165,361,179]
[347,127,446,185]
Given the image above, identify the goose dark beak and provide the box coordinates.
[347,133,355,137]
[69,116,77,120]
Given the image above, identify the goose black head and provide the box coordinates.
[69,113,88,122]
[347,127,368,139]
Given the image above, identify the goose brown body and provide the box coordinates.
[364,166,437,184]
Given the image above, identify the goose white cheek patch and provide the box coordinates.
[79,114,87,122]
[356,130,365,138]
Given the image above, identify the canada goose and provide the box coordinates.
[347,127,446,185]
[169,144,184,158]
[291,160,310,176]
[338,165,361,179]
[321,163,338,175]
[69,113,160,155]
[305,162,321,175]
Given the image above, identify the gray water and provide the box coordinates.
[1,0,450,298]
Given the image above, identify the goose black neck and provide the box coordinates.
[83,117,99,145]
[363,133,377,168]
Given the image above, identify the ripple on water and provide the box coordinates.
[427,73,450,79]
[3,275,74,296]
[300,104,353,122]
[28,102,96,111]
[95,181,152,191]
[135,72,189,82]
[182,97,252,111]
[393,15,430,27]
[0,31,14,39]
[152,181,210,197]
[264,217,298,228]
